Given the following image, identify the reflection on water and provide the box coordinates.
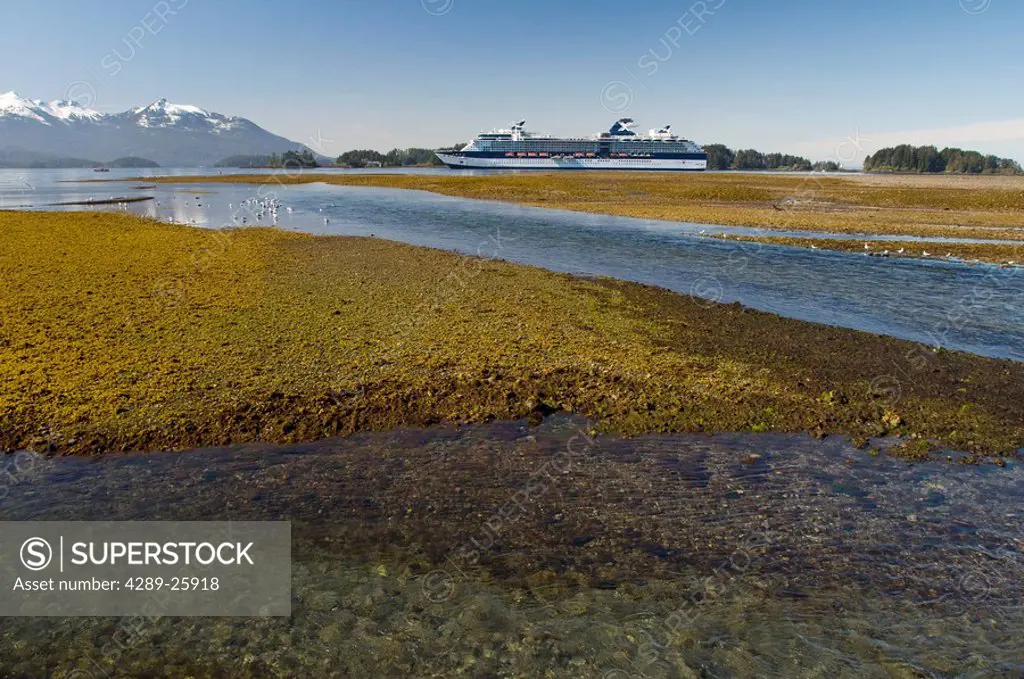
[1,416,1022,677]
[0,169,1021,361]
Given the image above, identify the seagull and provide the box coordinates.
[324,217,329,224]
[897,248,905,254]
[946,253,954,258]
[922,250,931,257]
[810,244,819,250]
[864,243,871,250]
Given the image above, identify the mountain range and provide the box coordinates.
[0,91,310,167]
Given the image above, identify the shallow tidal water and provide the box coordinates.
[1,416,1022,677]
[2,168,1022,361]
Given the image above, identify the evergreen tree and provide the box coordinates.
[703,144,734,170]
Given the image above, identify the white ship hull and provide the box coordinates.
[437,153,707,171]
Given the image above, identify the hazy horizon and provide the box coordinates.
[2,0,1022,164]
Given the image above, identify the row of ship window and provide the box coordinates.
[474,143,693,151]
[487,152,676,158]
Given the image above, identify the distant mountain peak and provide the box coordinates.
[142,98,207,114]
[45,100,103,122]
[130,98,223,129]
[0,89,310,167]
[0,91,103,123]
[0,91,49,122]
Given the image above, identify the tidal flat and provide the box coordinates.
[132,171,1024,264]
[1,211,1022,458]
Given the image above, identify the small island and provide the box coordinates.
[864,144,1022,174]
[106,156,160,168]
[0,149,159,169]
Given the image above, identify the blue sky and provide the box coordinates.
[2,0,1022,162]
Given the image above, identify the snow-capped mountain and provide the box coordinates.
[0,92,311,166]
[0,92,105,123]
[125,99,253,133]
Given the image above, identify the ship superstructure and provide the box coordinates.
[436,118,707,171]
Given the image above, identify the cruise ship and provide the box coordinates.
[436,118,707,171]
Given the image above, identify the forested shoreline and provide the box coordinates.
[210,142,1022,174]
[864,145,1022,174]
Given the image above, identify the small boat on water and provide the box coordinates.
[93,167,110,173]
